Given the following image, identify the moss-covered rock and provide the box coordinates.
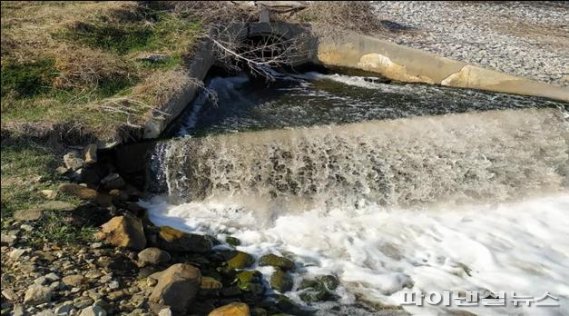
[225,236,241,246]
[258,254,295,271]
[226,251,255,270]
[298,275,340,303]
[270,269,293,293]
[157,226,213,253]
[235,270,264,295]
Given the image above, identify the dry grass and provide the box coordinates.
[291,1,384,36]
[1,1,383,142]
[1,1,202,142]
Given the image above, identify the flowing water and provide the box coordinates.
[144,71,569,315]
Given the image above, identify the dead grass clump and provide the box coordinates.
[52,46,134,91]
[162,1,259,25]
[293,1,384,35]
[133,69,197,107]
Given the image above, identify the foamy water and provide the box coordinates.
[142,194,569,315]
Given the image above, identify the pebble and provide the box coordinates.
[9,248,30,260]
[24,285,53,305]
[108,280,119,290]
[373,1,569,86]
[79,305,107,316]
[62,275,85,287]
[73,297,94,309]
[55,302,74,315]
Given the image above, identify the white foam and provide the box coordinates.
[142,194,569,315]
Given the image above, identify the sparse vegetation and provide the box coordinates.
[0,1,384,250]
[0,136,94,247]
[1,1,202,141]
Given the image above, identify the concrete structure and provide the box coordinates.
[141,22,568,142]
[315,32,569,102]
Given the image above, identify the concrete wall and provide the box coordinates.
[315,32,569,102]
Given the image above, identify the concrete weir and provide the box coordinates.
[315,32,569,102]
[141,22,569,141]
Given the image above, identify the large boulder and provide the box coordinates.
[157,226,212,253]
[96,215,146,251]
[149,263,201,314]
[208,302,250,316]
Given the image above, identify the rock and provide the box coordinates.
[107,290,126,301]
[55,302,74,315]
[79,305,106,316]
[14,208,43,221]
[136,53,170,63]
[235,271,264,295]
[45,273,60,282]
[149,263,201,314]
[9,248,30,260]
[109,189,129,202]
[1,232,17,246]
[85,270,103,279]
[24,285,52,305]
[200,277,222,290]
[270,269,293,293]
[298,275,339,303]
[137,247,171,267]
[158,308,173,316]
[125,202,146,217]
[1,288,17,301]
[157,226,212,253]
[40,201,75,211]
[101,173,126,190]
[84,144,98,165]
[108,280,119,289]
[250,307,267,316]
[208,302,250,316]
[258,254,294,271]
[62,275,85,287]
[58,183,97,200]
[41,190,57,200]
[20,224,33,232]
[225,236,241,246]
[90,242,104,249]
[73,297,94,309]
[96,215,146,250]
[12,305,24,316]
[56,166,70,175]
[63,151,84,171]
[75,167,101,186]
[226,251,255,270]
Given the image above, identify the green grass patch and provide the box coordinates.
[1,59,59,99]
[62,21,154,55]
[1,138,61,218]
[27,212,96,247]
[59,10,201,57]
[1,137,93,247]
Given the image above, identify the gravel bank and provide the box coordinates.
[373,1,569,87]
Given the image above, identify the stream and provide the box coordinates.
[142,70,569,315]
